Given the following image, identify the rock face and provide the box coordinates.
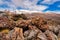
[0,11,60,40]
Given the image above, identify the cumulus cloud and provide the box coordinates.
[0,0,48,11]
[10,0,48,11]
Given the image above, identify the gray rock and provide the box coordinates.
[45,30,58,40]
[37,31,48,40]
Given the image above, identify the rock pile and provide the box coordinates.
[0,11,60,40]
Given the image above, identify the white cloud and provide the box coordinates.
[41,0,60,4]
[0,0,16,10]
[0,0,3,4]
[10,0,48,11]
[11,0,38,7]
[0,0,48,11]
[45,10,60,14]
[28,5,48,11]
[0,0,60,13]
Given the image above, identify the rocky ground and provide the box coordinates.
[0,11,60,40]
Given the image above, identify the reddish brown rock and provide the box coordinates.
[31,17,49,31]
[0,16,15,29]
[16,20,31,27]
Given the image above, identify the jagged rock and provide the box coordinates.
[48,25,60,35]
[16,20,31,31]
[24,25,48,40]
[37,31,48,40]
[0,27,24,40]
[6,27,24,40]
[0,16,15,29]
[0,32,11,40]
[31,17,49,31]
[45,30,58,40]
[24,25,40,40]
[58,30,60,40]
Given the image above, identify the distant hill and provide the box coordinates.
[25,13,60,24]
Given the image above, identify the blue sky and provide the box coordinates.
[0,0,60,13]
